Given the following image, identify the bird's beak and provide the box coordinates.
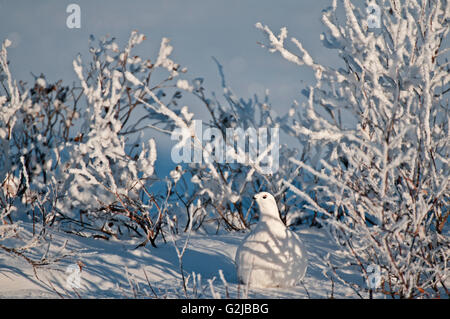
[252,195,257,200]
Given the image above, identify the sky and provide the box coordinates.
[0,0,340,175]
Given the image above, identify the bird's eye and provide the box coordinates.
[262,195,267,199]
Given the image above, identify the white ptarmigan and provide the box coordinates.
[235,192,308,288]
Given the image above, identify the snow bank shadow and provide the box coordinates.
[294,227,362,298]
[181,248,238,283]
[148,237,239,284]
[59,233,239,297]
[0,263,58,297]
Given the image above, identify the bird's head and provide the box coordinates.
[253,192,281,222]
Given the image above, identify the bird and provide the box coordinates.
[235,192,308,288]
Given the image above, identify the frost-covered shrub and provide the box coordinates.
[55,32,192,244]
[0,39,70,230]
[0,39,74,270]
[0,31,192,245]
[257,0,449,298]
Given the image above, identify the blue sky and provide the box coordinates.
[0,0,339,175]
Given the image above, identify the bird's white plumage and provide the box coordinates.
[235,192,308,288]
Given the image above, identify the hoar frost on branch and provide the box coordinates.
[0,38,77,266]
[257,0,449,298]
[0,30,193,247]
[58,31,192,245]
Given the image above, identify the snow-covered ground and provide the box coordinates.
[0,222,358,299]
